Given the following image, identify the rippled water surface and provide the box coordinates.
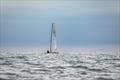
[0,48,120,80]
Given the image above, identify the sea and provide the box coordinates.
[0,47,120,80]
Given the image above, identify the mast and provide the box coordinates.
[50,23,57,52]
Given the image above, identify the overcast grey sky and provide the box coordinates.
[0,0,120,47]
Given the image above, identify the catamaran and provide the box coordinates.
[47,23,58,53]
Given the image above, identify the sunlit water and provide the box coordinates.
[0,48,120,80]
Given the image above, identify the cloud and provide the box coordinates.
[1,0,119,16]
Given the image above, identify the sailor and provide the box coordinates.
[47,50,49,53]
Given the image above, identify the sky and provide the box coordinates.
[0,0,120,47]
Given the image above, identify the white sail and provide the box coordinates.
[50,23,57,52]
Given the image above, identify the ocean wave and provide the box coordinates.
[0,49,120,80]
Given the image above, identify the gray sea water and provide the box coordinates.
[0,48,120,80]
